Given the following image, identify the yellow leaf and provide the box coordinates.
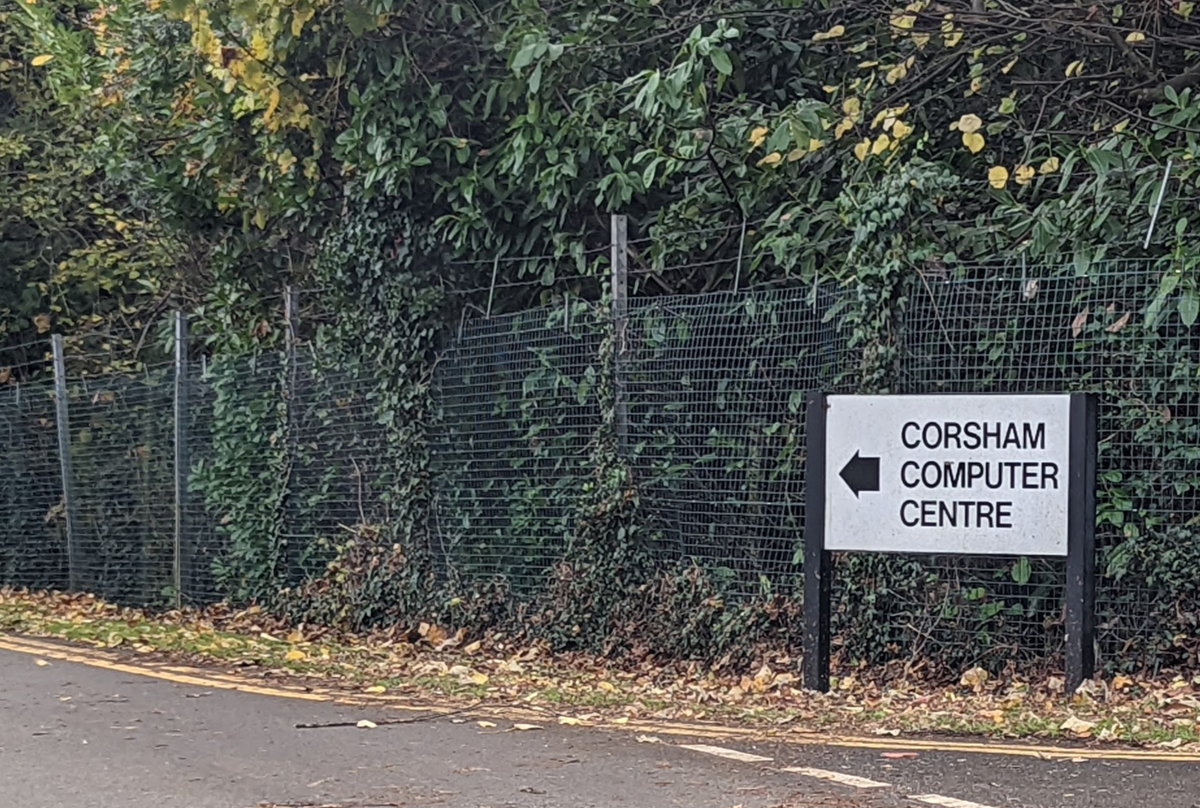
[892,120,914,139]
[558,716,586,726]
[263,87,282,123]
[364,685,387,694]
[871,133,891,155]
[1180,1,1196,18]
[912,32,931,49]
[822,84,839,93]
[1126,31,1146,43]
[1002,56,1018,74]
[858,60,879,69]
[292,5,316,37]
[786,147,807,162]
[988,165,1009,189]
[962,131,986,153]
[598,681,617,693]
[1113,118,1130,133]
[809,137,825,151]
[955,113,983,134]
[834,118,855,140]
[35,659,49,667]
[1015,164,1036,185]
[748,126,768,148]
[284,649,306,662]
[812,24,846,42]
[511,723,542,731]
[33,313,51,334]
[476,720,497,728]
[842,97,861,118]
[886,63,908,84]
[1066,59,1083,77]
[469,671,489,686]
[854,138,871,161]
[356,720,377,729]
[1040,156,1060,174]
[31,54,54,67]
[891,14,916,29]
[756,151,783,167]
[1113,674,1134,690]
[944,29,963,48]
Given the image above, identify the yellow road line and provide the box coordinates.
[3,632,1198,764]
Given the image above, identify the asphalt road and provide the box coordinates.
[1,644,1198,808]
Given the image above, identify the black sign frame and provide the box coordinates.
[802,391,1097,693]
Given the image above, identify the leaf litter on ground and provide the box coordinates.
[2,588,1199,749]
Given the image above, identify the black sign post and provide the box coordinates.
[803,392,831,692]
[1065,393,1098,692]
[802,391,1097,694]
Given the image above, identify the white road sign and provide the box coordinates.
[823,394,1072,556]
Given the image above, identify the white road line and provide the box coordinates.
[910,795,999,808]
[677,743,773,763]
[782,766,890,789]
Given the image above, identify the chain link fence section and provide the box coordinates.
[430,301,605,592]
[66,366,177,606]
[0,378,67,590]
[624,286,853,598]
[897,259,1200,670]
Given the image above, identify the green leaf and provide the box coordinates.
[710,48,733,76]
[1179,287,1199,326]
[1012,557,1031,585]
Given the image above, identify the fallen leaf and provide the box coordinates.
[558,716,586,726]
[463,640,482,655]
[1060,716,1096,737]
[35,659,49,667]
[1126,31,1147,43]
[1040,156,1060,174]
[476,720,497,729]
[364,685,387,694]
[598,681,617,693]
[356,720,377,729]
[812,24,846,42]
[612,717,629,725]
[987,165,1009,188]
[511,723,542,732]
[636,734,662,744]
[284,649,306,662]
[854,138,871,161]
[960,667,989,692]
[873,727,901,736]
[1072,307,1090,338]
[881,752,918,759]
[955,113,983,134]
[963,131,985,154]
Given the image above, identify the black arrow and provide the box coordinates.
[839,451,880,498]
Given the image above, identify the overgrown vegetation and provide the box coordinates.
[3,0,1200,678]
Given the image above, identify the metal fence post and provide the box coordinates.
[282,286,300,583]
[610,214,629,455]
[51,335,81,591]
[173,311,189,609]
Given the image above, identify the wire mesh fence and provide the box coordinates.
[2,254,1199,674]
[625,286,853,598]
[430,301,605,592]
